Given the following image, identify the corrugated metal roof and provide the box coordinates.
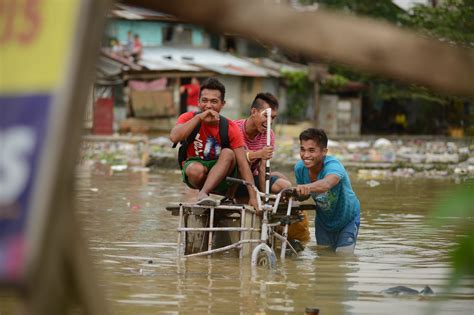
[96,56,122,77]
[111,10,144,20]
[253,57,307,74]
[101,50,143,71]
[110,4,178,21]
[139,58,203,72]
[96,56,123,85]
[141,47,275,77]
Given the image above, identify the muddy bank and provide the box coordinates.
[79,134,473,179]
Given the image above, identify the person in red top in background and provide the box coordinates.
[180,77,201,112]
[170,78,258,210]
[131,34,143,62]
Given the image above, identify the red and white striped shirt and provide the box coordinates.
[234,119,275,175]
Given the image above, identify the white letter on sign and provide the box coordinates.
[0,127,36,205]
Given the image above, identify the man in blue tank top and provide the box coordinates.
[294,128,360,254]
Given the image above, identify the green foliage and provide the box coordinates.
[300,0,404,23]
[431,183,474,227]
[449,231,474,288]
[281,70,312,121]
[302,0,473,131]
[400,0,474,47]
[430,183,474,290]
[321,74,349,92]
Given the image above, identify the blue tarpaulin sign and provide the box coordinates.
[0,95,51,281]
[0,0,78,284]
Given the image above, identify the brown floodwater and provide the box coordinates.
[73,168,473,315]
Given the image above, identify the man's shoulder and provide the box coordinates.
[176,111,195,123]
[226,118,241,130]
[294,159,305,171]
[322,156,347,176]
[225,117,245,148]
[233,118,245,127]
[180,112,195,118]
[224,118,242,137]
[324,155,342,165]
[294,160,308,183]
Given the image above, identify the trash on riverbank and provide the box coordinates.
[79,134,473,179]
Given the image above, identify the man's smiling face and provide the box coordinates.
[300,139,327,168]
[251,102,277,134]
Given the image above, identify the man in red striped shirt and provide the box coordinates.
[233,93,290,194]
[233,92,309,244]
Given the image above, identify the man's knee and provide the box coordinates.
[335,224,358,254]
[271,178,292,193]
[219,148,235,161]
[185,162,207,186]
[218,148,236,168]
[335,243,355,255]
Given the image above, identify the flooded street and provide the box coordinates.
[75,168,474,315]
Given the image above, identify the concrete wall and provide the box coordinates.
[217,75,242,120]
[239,77,280,118]
[318,94,362,136]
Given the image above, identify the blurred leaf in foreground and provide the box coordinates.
[430,182,474,290]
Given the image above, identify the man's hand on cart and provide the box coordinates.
[226,177,304,210]
[226,177,262,214]
[296,184,312,200]
[277,187,297,203]
[248,196,260,214]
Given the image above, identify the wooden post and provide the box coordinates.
[24,0,112,312]
[308,63,327,125]
[313,81,320,123]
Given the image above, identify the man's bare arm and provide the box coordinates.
[234,146,259,210]
[170,110,219,143]
[169,114,202,143]
[296,174,340,196]
[248,146,273,161]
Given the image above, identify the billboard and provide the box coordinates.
[0,0,79,284]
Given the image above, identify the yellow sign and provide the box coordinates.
[0,0,79,93]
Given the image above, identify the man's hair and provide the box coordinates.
[200,78,225,101]
[251,92,279,111]
[299,128,328,149]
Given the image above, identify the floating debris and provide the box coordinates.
[79,133,473,179]
[381,285,434,296]
[111,165,128,171]
[366,180,380,187]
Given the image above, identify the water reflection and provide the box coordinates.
[74,168,474,315]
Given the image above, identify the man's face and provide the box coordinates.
[300,139,327,169]
[199,89,225,113]
[251,102,277,134]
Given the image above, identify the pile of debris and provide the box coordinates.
[79,135,473,179]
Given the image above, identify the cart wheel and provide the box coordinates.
[257,250,277,269]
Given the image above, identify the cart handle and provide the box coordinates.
[226,177,298,198]
[279,187,298,197]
